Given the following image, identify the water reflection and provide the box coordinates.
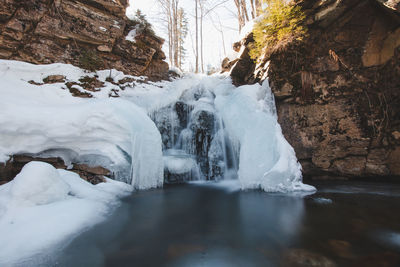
[51,182,400,267]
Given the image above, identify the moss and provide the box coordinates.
[78,49,104,72]
[249,0,307,61]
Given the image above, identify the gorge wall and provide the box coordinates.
[0,0,169,80]
[226,0,400,180]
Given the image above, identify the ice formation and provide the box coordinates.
[0,60,314,192]
[139,74,314,192]
[0,60,163,189]
[214,79,315,192]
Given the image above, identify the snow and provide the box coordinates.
[169,66,183,77]
[0,60,163,189]
[214,78,315,192]
[0,162,132,266]
[0,59,314,193]
[125,28,137,42]
[239,18,256,40]
[163,149,198,174]
[10,161,70,206]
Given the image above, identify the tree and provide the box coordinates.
[197,0,230,73]
[195,0,199,73]
[156,0,188,69]
[233,0,249,31]
[249,0,262,19]
[134,9,155,35]
[177,8,188,68]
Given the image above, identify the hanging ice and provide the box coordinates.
[0,60,163,190]
[214,79,315,192]
[0,60,314,192]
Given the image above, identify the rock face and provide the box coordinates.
[0,0,169,80]
[0,155,108,185]
[226,0,400,179]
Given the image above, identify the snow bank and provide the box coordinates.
[0,162,132,266]
[0,60,163,189]
[214,79,315,192]
[10,161,70,206]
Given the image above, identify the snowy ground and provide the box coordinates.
[0,161,132,266]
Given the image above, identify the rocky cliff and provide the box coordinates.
[0,0,169,80]
[225,0,400,180]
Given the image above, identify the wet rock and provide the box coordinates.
[0,154,110,185]
[281,249,336,267]
[175,101,192,128]
[327,240,354,259]
[190,109,215,176]
[72,163,111,176]
[78,76,104,91]
[388,146,400,175]
[353,251,400,267]
[43,75,65,84]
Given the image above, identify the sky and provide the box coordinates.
[127,0,242,72]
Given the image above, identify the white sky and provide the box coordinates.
[127,0,242,72]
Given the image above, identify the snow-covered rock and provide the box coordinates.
[10,162,70,206]
[0,60,163,189]
[0,162,132,266]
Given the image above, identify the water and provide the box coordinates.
[52,181,400,267]
[150,85,239,182]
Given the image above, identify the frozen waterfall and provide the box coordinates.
[142,74,314,192]
[0,60,314,192]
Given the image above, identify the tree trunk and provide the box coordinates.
[240,0,249,22]
[234,0,244,32]
[250,0,255,19]
[200,3,204,73]
[195,0,199,73]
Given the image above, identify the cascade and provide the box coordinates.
[149,82,239,184]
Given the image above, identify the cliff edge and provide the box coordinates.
[0,0,169,80]
[225,0,400,180]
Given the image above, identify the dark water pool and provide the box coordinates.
[53,182,400,267]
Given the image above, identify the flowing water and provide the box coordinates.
[52,181,400,267]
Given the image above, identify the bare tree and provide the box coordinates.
[197,0,230,73]
[233,0,249,31]
[156,0,187,69]
[249,0,262,19]
[195,0,199,73]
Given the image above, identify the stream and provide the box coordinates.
[47,181,400,267]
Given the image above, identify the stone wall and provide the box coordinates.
[226,0,400,179]
[0,0,169,80]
